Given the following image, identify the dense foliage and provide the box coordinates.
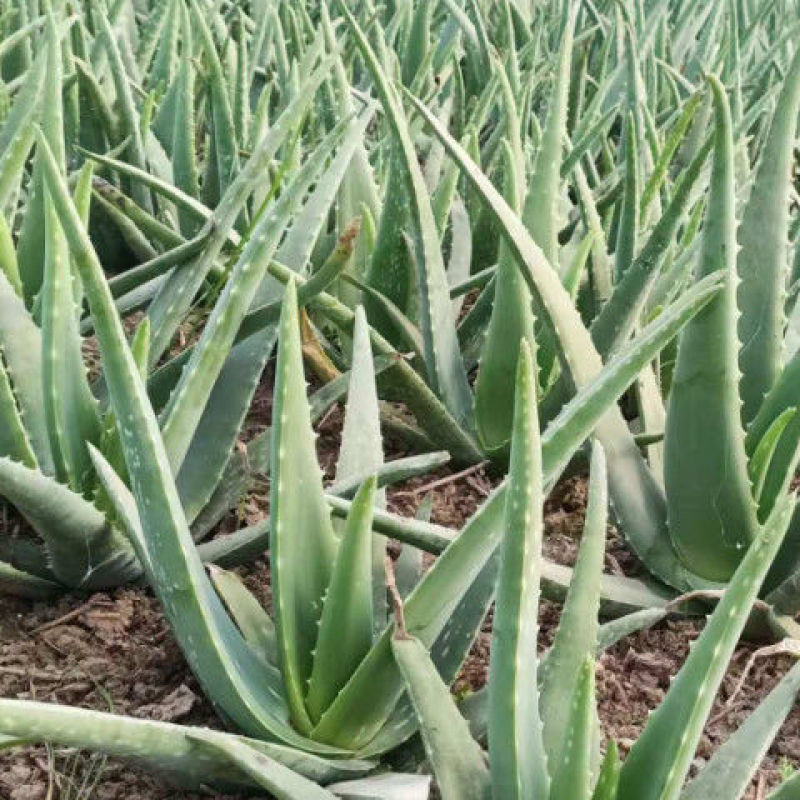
[0,0,800,796]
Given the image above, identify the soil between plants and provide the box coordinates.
[1,381,799,798]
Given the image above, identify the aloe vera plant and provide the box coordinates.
[392,343,800,800]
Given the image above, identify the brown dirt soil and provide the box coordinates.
[1,377,799,798]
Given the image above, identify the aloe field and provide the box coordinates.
[4,0,800,797]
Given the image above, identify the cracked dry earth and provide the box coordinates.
[1,415,799,798]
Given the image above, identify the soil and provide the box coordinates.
[1,373,799,799]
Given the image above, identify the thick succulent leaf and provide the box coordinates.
[0,355,36,468]
[94,6,151,211]
[590,742,620,800]
[748,408,798,510]
[254,106,375,307]
[176,326,277,523]
[737,48,800,424]
[263,260,482,464]
[540,444,606,776]
[336,306,387,632]
[186,732,339,799]
[307,478,377,723]
[327,773,431,799]
[521,7,574,267]
[0,561,60,599]
[270,279,338,735]
[391,634,490,800]
[188,0,239,204]
[680,660,800,800]
[144,54,332,363]
[547,658,596,800]
[39,44,102,491]
[308,271,717,753]
[474,140,534,457]
[0,699,371,792]
[664,76,760,582]
[616,490,797,800]
[487,340,548,800]
[208,565,279,671]
[769,771,800,799]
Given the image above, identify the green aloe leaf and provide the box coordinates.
[0,699,371,792]
[679,661,800,800]
[336,306,388,632]
[270,278,338,735]
[547,658,596,800]
[487,339,548,800]
[391,634,490,800]
[737,47,800,424]
[540,443,606,778]
[664,76,760,582]
[307,477,377,723]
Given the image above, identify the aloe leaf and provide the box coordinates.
[344,276,425,363]
[522,7,574,268]
[540,443,606,777]
[474,140,534,458]
[327,773,431,799]
[615,113,640,281]
[186,732,339,799]
[391,634,490,800]
[94,2,151,212]
[336,306,388,632]
[616,490,797,800]
[0,218,21,298]
[664,76,760,582]
[255,105,374,307]
[307,477,377,723]
[308,271,716,752]
[679,660,800,800]
[264,259,483,464]
[208,565,278,670]
[189,0,239,204]
[36,127,346,754]
[0,270,51,472]
[547,658,596,800]
[748,408,798,509]
[487,339,548,800]
[0,699,371,792]
[591,742,620,800]
[176,326,277,523]
[39,18,102,493]
[0,355,36,468]
[0,43,45,211]
[271,278,338,734]
[588,134,713,362]
[738,48,800,424]
[769,771,800,799]
[0,560,60,599]
[342,4,474,433]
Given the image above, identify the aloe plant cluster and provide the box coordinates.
[1,0,800,796]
